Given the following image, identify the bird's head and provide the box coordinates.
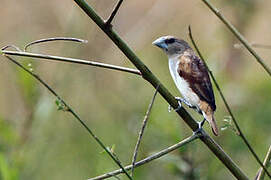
[152,36,190,57]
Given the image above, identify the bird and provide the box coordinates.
[152,36,218,136]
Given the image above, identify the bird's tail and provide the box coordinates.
[207,114,219,136]
[200,102,219,136]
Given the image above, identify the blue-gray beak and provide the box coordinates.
[152,37,168,51]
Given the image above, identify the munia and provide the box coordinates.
[153,36,218,136]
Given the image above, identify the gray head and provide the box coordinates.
[152,36,191,57]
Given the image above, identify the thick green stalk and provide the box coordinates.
[73,0,249,179]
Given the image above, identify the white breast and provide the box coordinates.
[168,57,200,107]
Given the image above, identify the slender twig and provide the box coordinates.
[235,43,271,50]
[256,146,271,180]
[188,26,271,179]
[105,0,124,26]
[2,50,141,76]
[24,37,88,51]
[2,45,22,51]
[251,43,271,49]
[199,0,271,76]
[2,54,133,180]
[88,134,199,180]
[131,85,159,176]
[73,1,249,179]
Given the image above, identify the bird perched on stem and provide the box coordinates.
[152,36,218,136]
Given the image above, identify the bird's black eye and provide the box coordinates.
[165,38,175,44]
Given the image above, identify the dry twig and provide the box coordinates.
[88,134,199,180]
[24,37,88,51]
[2,50,141,75]
[105,0,124,26]
[131,85,159,176]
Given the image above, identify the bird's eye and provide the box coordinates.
[165,38,175,44]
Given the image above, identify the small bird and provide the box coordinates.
[152,36,218,136]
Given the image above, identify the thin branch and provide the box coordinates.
[234,43,271,50]
[188,26,271,179]
[24,37,88,51]
[73,1,249,179]
[256,145,271,180]
[88,134,199,180]
[105,0,124,26]
[131,85,159,176]
[2,50,141,76]
[199,0,271,76]
[2,54,133,180]
[251,43,271,49]
[2,45,22,51]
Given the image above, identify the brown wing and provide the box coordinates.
[178,54,216,111]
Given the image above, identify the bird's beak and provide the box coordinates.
[152,37,168,51]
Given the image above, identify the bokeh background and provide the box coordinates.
[0,0,271,179]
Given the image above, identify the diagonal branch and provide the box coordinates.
[2,54,133,180]
[2,50,141,75]
[88,134,199,180]
[73,0,249,179]
[105,0,124,26]
[188,26,271,179]
[131,85,159,176]
[199,0,271,76]
[256,145,271,180]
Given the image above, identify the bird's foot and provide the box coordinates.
[168,99,182,112]
[168,105,173,112]
[193,119,206,136]
[169,97,197,112]
[176,97,197,108]
[176,97,203,115]
[168,97,185,112]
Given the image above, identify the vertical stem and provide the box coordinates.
[131,85,159,176]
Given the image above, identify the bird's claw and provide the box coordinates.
[175,97,203,114]
[193,119,206,136]
[176,97,194,108]
[168,105,173,112]
[175,100,182,112]
[168,97,183,112]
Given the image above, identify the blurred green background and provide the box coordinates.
[0,0,271,179]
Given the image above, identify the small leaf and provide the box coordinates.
[55,99,68,111]
[110,144,116,154]
[99,145,116,154]
[221,116,239,135]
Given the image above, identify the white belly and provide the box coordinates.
[169,58,200,107]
